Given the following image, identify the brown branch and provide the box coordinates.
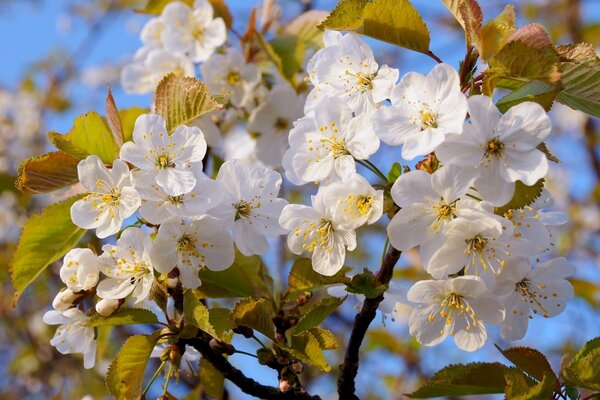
[337,246,402,399]
[181,337,321,400]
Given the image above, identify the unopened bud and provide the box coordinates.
[166,277,179,289]
[295,292,312,306]
[52,289,83,311]
[276,356,289,365]
[169,344,181,366]
[95,298,121,317]
[233,325,254,338]
[209,338,235,355]
[290,361,304,374]
[279,379,291,392]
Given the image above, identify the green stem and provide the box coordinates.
[142,360,166,397]
[252,335,267,349]
[380,236,390,267]
[234,350,259,359]
[163,363,175,395]
[356,159,388,183]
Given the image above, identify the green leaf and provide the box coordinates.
[308,327,337,350]
[441,0,483,48]
[140,0,193,14]
[570,278,600,307]
[231,298,274,340]
[105,86,124,147]
[209,307,235,339]
[183,290,219,338]
[494,179,545,216]
[407,362,509,398]
[200,357,225,399]
[562,337,600,391]
[196,253,274,299]
[345,268,388,298]
[495,345,557,384]
[16,152,80,194]
[287,258,348,294]
[294,296,345,333]
[319,0,430,54]
[537,142,560,163]
[476,4,516,61]
[106,332,159,400]
[47,111,120,164]
[555,43,600,117]
[10,196,85,304]
[564,386,579,400]
[286,10,329,48]
[287,331,330,372]
[155,73,223,133]
[270,35,306,82]
[506,372,555,400]
[387,162,403,184]
[119,107,149,143]
[496,80,559,113]
[504,368,536,399]
[86,308,158,327]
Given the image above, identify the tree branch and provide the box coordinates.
[181,337,321,400]
[337,246,402,399]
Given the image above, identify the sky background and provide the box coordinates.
[0,1,599,399]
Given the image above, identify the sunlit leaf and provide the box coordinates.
[294,296,345,333]
[494,179,545,216]
[495,345,558,385]
[287,331,330,372]
[119,106,149,143]
[562,337,600,391]
[231,298,274,340]
[16,152,80,194]
[496,80,559,113]
[200,357,225,399]
[476,5,516,61]
[287,258,348,295]
[441,0,482,48]
[86,308,158,327]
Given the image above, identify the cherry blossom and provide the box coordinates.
[43,308,97,369]
[59,248,100,293]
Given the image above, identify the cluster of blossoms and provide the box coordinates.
[42,12,577,367]
[280,31,576,351]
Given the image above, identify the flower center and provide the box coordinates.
[298,218,335,253]
[227,70,241,85]
[356,195,373,216]
[516,278,550,318]
[177,233,197,252]
[169,195,184,205]
[419,109,438,130]
[484,137,505,159]
[345,70,374,92]
[157,154,173,169]
[465,235,488,254]
[192,25,204,41]
[320,135,349,158]
[430,292,479,333]
[235,200,253,220]
[274,118,289,132]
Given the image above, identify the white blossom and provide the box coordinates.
[201,49,261,108]
[493,257,575,340]
[161,0,226,63]
[284,98,379,185]
[407,276,505,351]
[70,156,141,239]
[150,216,235,289]
[120,113,207,196]
[279,188,356,276]
[211,160,288,256]
[248,84,305,167]
[96,227,155,304]
[373,63,467,160]
[306,31,398,113]
[437,96,551,206]
[60,248,100,293]
[43,308,97,369]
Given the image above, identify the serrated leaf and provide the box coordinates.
[209,307,235,339]
[196,253,274,299]
[119,106,149,143]
[140,0,193,14]
[407,362,509,398]
[495,345,557,384]
[504,368,535,399]
[47,111,120,164]
[149,280,169,315]
[476,5,516,61]
[200,357,225,399]
[496,80,559,113]
[309,327,337,350]
[231,298,274,340]
[506,372,555,400]
[494,179,545,216]
[319,0,430,54]
[86,308,158,327]
[556,43,600,117]
[345,269,388,298]
[16,152,80,194]
[537,142,560,163]
[183,290,219,338]
[562,337,600,390]
[294,296,345,333]
[441,0,482,48]
[154,74,223,133]
[287,258,348,294]
[10,196,85,304]
[106,333,159,400]
[287,331,330,372]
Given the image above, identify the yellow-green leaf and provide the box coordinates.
[309,327,337,350]
[287,331,330,372]
[10,196,85,304]
[407,362,510,398]
[231,298,274,340]
[562,337,600,391]
[106,333,159,400]
[476,5,516,61]
[183,290,219,338]
[287,258,348,294]
[495,179,545,216]
[86,308,158,327]
[140,0,193,14]
[496,80,559,113]
[105,86,124,147]
[16,151,80,194]
[295,296,345,333]
[286,10,329,48]
[441,0,482,48]
[154,73,223,133]
[200,357,225,399]
[47,111,120,164]
[119,106,149,143]
[495,345,557,385]
[319,0,430,54]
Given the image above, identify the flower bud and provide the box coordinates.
[209,338,235,355]
[233,325,254,338]
[295,292,312,306]
[166,277,179,289]
[290,361,304,374]
[52,289,83,311]
[278,379,291,392]
[169,344,181,366]
[95,298,121,317]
